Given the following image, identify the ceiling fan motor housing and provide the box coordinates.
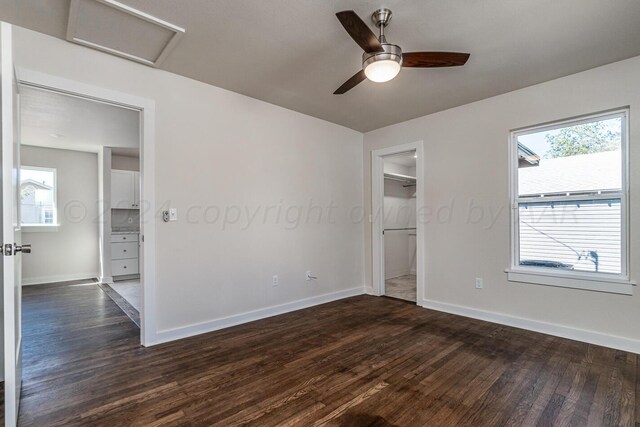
[362,43,403,68]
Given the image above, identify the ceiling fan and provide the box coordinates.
[334,9,470,94]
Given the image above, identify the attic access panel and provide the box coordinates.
[67,0,185,67]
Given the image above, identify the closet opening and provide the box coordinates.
[371,141,425,305]
[381,151,417,302]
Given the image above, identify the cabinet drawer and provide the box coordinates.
[111,233,138,243]
[112,259,139,276]
[111,242,138,260]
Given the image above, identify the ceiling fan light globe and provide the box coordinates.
[364,60,401,83]
[362,43,403,83]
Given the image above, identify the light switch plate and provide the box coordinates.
[169,208,177,221]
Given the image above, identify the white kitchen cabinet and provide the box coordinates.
[111,242,138,259]
[111,232,139,278]
[111,169,140,209]
[133,171,140,209]
[112,258,139,276]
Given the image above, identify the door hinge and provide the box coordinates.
[3,243,13,256]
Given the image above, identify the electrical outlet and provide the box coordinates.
[475,278,483,289]
[272,275,278,287]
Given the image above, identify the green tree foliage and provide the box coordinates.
[545,118,621,158]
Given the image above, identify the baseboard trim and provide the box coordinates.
[113,274,140,282]
[101,276,114,285]
[152,287,365,345]
[364,286,376,295]
[22,274,99,286]
[422,299,640,354]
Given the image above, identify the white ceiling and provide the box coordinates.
[3,0,640,132]
[20,85,140,153]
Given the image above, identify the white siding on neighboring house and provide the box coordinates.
[20,179,54,225]
[518,150,622,274]
[519,199,621,274]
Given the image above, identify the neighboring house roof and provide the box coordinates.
[20,179,52,190]
[517,142,540,167]
[519,150,621,196]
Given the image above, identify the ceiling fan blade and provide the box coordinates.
[402,52,470,68]
[336,11,384,53]
[334,70,366,95]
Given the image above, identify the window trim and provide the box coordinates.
[20,165,59,228]
[508,108,633,294]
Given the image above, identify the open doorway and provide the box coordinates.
[371,141,425,305]
[18,85,142,326]
[100,149,142,325]
[0,60,155,424]
[382,152,417,302]
[100,147,142,327]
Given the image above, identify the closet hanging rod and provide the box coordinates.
[384,172,416,184]
[383,227,416,234]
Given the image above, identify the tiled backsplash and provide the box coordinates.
[111,209,140,232]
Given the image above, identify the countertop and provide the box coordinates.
[111,230,140,235]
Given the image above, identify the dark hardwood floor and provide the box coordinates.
[97,282,140,327]
[20,283,639,426]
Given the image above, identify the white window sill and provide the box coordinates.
[21,225,60,233]
[505,268,635,295]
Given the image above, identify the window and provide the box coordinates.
[509,110,632,293]
[20,166,57,227]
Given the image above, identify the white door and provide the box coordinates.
[1,22,24,427]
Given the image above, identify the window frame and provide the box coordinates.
[20,165,59,229]
[507,108,634,294]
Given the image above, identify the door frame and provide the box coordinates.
[371,141,425,305]
[15,68,158,346]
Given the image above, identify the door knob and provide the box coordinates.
[14,244,31,254]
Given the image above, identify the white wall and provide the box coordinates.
[364,56,640,345]
[13,27,364,336]
[21,145,99,284]
[112,154,139,171]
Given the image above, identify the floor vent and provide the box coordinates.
[67,0,185,67]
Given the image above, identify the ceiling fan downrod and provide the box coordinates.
[372,8,392,43]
